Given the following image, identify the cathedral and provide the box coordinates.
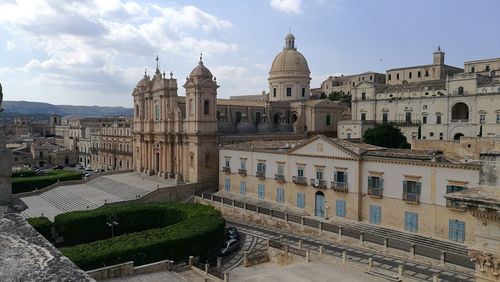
[132,33,348,183]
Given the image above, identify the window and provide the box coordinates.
[458,87,464,95]
[437,115,442,124]
[403,180,421,202]
[336,199,346,217]
[447,185,466,193]
[297,166,304,177]
[316,168,323,180]
[405,112,412,123]
[404,212,418,232]
[423,105,427,109]
[369,205,381,225]
[240,181,246,195]
[388,74,391,80]
[296,192,305,208]
[430,132,434,137]
[135,105,139,118]
[485,65,490,71]
[418,71,421,78]
[224,157,230,168]
[286,87,292,97]
[422,116,427,124]
[224,178,230,191]
[497,114,500,124]
[276,187,285,203]
[273,88,277,97]
[370,75,372,80]
[439,132,443,140]
[480,114,485,124]
[277,163,284,176]
[361,92,366,100]
[258,184,265,199]
[240,158,246,170]
[301,88,305,97]
[409,72,412,79]
[425,70,429,77]
[367,176,383,196]
[334,171,347,184]
[257,162,266,173]
[155,104,160,120]
[326,115,331,126]
[204,100,209,115]
[471,66,475,73]
[396,73,400,80]
[382,112,388,123]
[449,220,465,243]
[235,111,242,124]
[361,113,366,121]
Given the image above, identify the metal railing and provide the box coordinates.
[310,179,327,189]
[222,167,231,173]
[367,186,383,197]
[403,192,420,203]
[238,169,247,176]
[274,174,285,182]
[256,171,265,179]
[331,182,348,192]
[292,176,307,185]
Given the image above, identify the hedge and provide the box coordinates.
[27,216,53,242]
[54,203,185,245]
[60,203,225,270]
[12,170,82,194]
[12,170,37,178]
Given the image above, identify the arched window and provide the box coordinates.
[204,100,209,115]
[451,102,469,120]
[235,111,242,124]
[255,112,262,125]
[135,105,139,118]
[457,87,464,95]
[155,104,160,120]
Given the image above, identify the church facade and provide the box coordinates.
[132,33,348,183]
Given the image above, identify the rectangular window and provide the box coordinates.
[257,162,266,173]
[361,92,366,100]
[367,176,383,196]
[471,66,475,73]
[396,73,400,80]
[369,205,381,225]
[496,115,500,123]
[405,112,412,123]
[430,132,434,137]
[258,184,265,199]
[418,71,421,78]
[425,70,429,77]
[388,74,391,80]
[409,72,412,79]
[449,220,465,243]
[273,88,277,97]
[480,114,485,124]
[301,88,305,97]
[239,181,246,195]
[403,180,421,202]
[361,113,366,121]
[326,115,331,126]
[382,112,388,123]
[316,169,323,180]
[437,115,442,124]
[224,157,230,167]
[276,187,285,203]
[297,167,304,177]
[439,132,443,140]
[334,171,347,184]
[155,105,160,120]
[336,199,346,217]
[286,87,292,97]
[224,178,231,192]
[296,192,305,208]
[404,212,418,232]
[446,185,465,193]
[422,116,427,124]
[240,159,246,170]
[277,163,284,176]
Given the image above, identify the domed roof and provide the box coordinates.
[136,72,150,88]
[189,57,213,78]
[257,121,274,133]
[269,33,310,77]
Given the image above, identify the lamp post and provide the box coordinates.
[106,214,119,238]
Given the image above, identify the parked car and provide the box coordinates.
[83,172,90,178]
[36,170,47,176]
[94,169,100,173]
[219,239,240,256]
[53,165,64,170]
[85,167,93,171]
[226,226,240,240]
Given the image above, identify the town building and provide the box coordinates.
[320,72,386,96]
[132,33,348,183]
[339,51,500,141]
[90,117,133,170]
[218,135,480,244]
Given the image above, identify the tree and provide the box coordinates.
[327,91,352,108]
[363,123,410,149]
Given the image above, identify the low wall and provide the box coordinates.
[87,261,134,280]
[268,247,305,266]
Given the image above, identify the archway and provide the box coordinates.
[451,102,469,120]
[315,191,325,218]
[289,112,298,124]
[273,113,282,124]
[454,133,464,140]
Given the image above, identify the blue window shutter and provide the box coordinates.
[413,213,418,232]
[344,172,348,184]
[368,176,372,188]
[296,193,300,207]
[446,185,452,194]
[380,178,384,190]
[302,193,305,208]
[449,220,457,241]
[404,213,410,232]
[336,200,340,216]
[403,180,408,193]
[369,205,374,223]
[334,172,338,183]
[416,182,422,194]
[457,221,465,243]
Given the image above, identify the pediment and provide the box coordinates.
[289,136,357,159]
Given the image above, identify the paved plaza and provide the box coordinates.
[20,172,178,220]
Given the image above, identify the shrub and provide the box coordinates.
[54,203,185,245]
[12,170,82,194]
[27,216,53,242]
[12,169,37,178]
[59,203,225,270]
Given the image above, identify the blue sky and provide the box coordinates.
[1,0,499,107]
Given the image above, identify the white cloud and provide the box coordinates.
[270,0,302,14]
[6,41,15,50]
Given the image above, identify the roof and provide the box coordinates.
[444,186,500,208]
[387,64,463,72]
[375,80,446,93]
[222,139,309,154]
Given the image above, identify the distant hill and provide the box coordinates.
[1,101,133,118]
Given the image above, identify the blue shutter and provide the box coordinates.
[380,178,384,190]
[446,185,452,194]
[449,220,458,241]
[296,193,300,207]
[225,178,230,192]
[301,193,305,208]
[336,200,346,217]
[297,193,305,208]
[457,221,465,243]
[335,200,340,217]
[405,212,418,232]
[370,205,381,225]
[240,181,246,195]
[403,180,408,193]
[416,182,422,194]
[344,172,348,184]
[369,205,375,223]
[404,212,411,232]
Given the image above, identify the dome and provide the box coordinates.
[277,122,293,132]
[236,122,256,133]
[136,73,150,88]
[269,33,310,77]
[257,121,274,133]
[189,58,213,78]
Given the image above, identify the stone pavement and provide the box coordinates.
[221,233,268,273]
[20,172,178,220]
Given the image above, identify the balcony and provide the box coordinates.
[310,179,327,189]
[274,174,286,182]
[451,119,469,123]
[367,186,383,198]
[292,176,307,185]
[238,169,247,176]
[446,199,466,211]
[403,192,420,203]
[256,170,266,179]
[222,166,231,174]
[331,182,348,192]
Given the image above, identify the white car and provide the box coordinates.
[94,169,100,173]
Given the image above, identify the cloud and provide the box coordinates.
[0,0,237,103]
[270,0,302,14]
[211,66,267,98]
[6,41,15,50]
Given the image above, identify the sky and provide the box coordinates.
[0,0,499,107]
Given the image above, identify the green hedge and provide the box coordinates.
[12,170,82,194]
[12,170,37,178]
[27,216,53,242]
[54,203,185,245]
[60,203,225,270]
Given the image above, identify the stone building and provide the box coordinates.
[132,33,348,183]
[339,50,500,141]
[90,117,133,170]
[320,71,386,96]
[219,135,480,244]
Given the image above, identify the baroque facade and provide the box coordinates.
[132,33,348,183]
[219,135,480,244]
[339,50,500,141]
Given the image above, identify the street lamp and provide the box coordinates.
[106,214,119,238]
